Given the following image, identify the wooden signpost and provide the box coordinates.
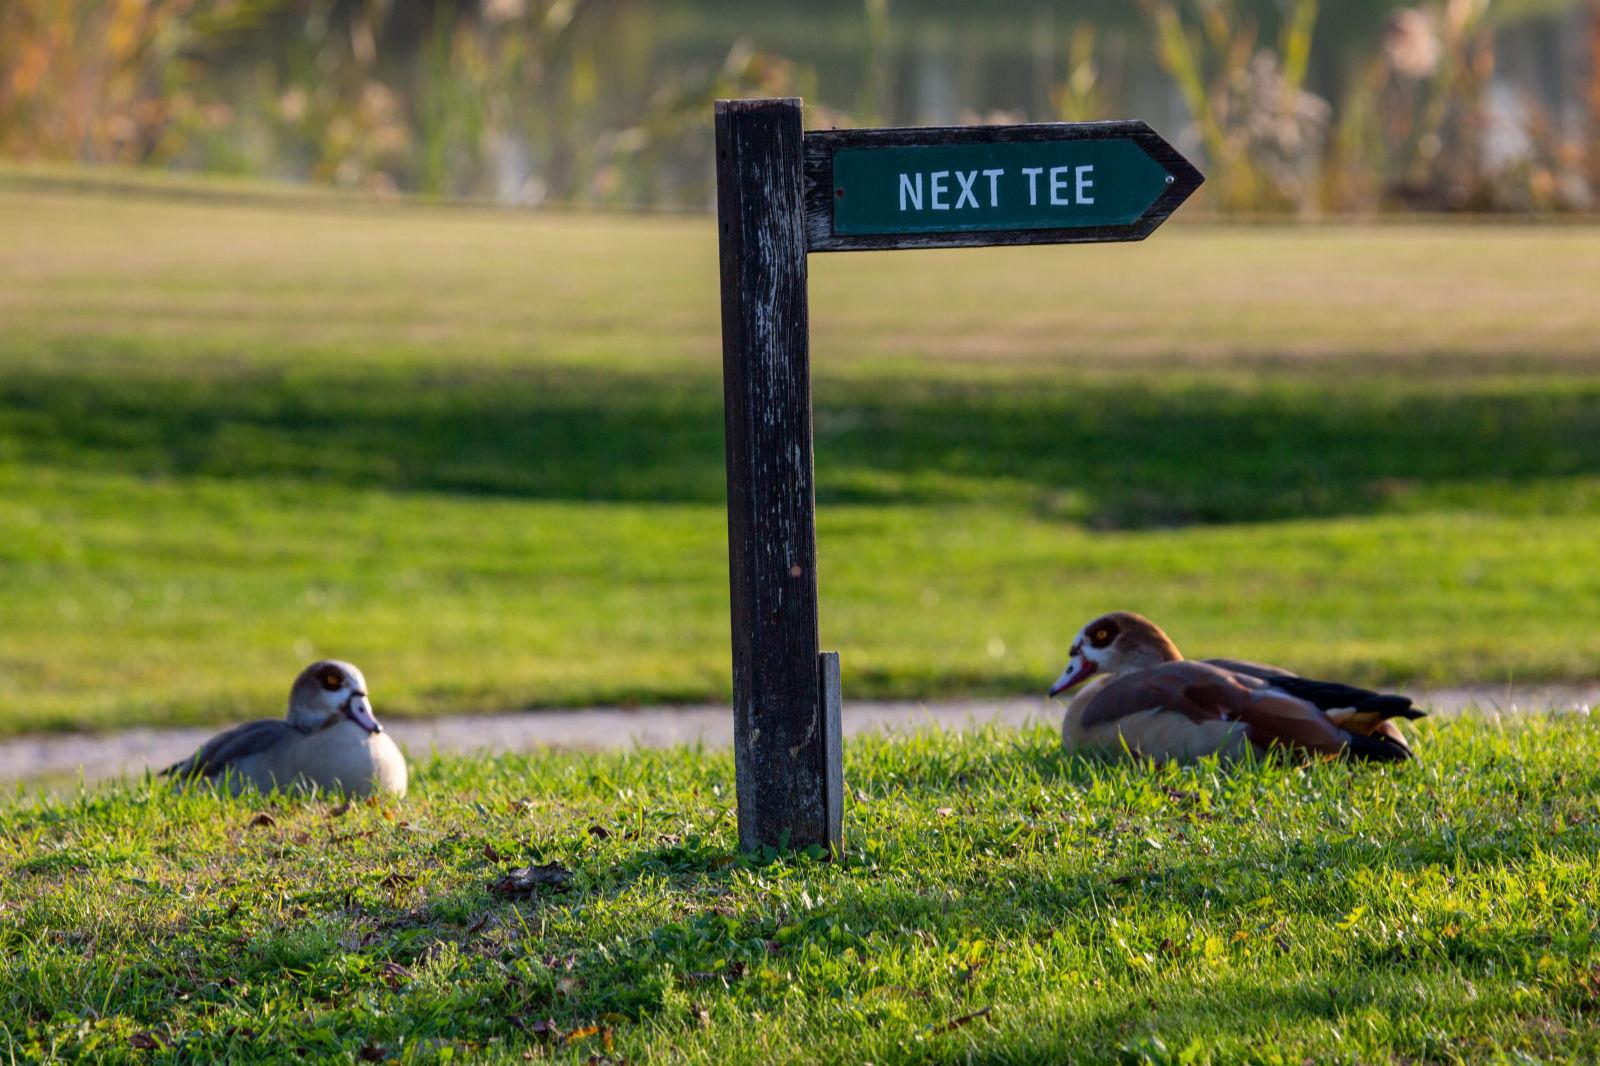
[714,98,1202,856]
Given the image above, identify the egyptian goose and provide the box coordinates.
[1049,612,1422,763]
[164,660,408,797]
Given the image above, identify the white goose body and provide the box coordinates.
[165,660,407,798]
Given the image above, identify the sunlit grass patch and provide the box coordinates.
[2,715,1598,1062]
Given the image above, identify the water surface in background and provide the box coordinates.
[578,1,1594,206]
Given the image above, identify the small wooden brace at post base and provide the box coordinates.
[713,96,1201,857]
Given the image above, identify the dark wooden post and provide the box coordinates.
[715,97,842,856]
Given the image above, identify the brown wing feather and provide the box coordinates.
[1202,658,1299,681]
[1079,661,1256,730]
[1229,693,1355,756]
[1077,661,1411,762]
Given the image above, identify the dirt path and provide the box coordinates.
[2,685,1595,788]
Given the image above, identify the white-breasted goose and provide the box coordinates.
[164,660,408,797]
[1048,612,1423,764]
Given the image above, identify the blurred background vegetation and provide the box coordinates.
[2,0,1597,214]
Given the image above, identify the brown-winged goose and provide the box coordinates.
[1049,612,1423,764]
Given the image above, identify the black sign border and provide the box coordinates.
[802,119,1204,253]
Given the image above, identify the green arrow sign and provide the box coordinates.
[802,121,1203,253]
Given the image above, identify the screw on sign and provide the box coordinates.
[713,98,1203,856]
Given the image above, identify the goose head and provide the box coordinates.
[287,659,382,734]
[1048,612,1182,697]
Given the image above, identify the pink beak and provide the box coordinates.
[342,692,382,733]
[1049,660,1096,697]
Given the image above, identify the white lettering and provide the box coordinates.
[983,168,1004,206]
[930,170,950,210]
[898,172,923,211]
[1022,167,1043,206]
[1049,165,1072,206]
[1076,165,1095,205]
[954,170,980,210]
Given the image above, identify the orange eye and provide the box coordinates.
[1090,628,1111,646]
[320,671,343,691]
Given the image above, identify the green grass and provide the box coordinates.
[3,172,1600,732]
[2,716,1598,1062]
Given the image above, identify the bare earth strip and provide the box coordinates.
[3,686,1596,789]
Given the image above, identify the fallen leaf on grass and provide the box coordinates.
[931,1006,993,1033]
[378,961,412,988]
[129,1031,165,1050]
[328,800,352,818]
[565,1025,600,1044]
[380,871,415,889]
[483,842,504,862]
[328,829,377,845]
[465,912,494,935]
[683,961,746,986]
[491,862,572,896]
[358,1043,385,1062]
[247,813,277,829]
[935,807,955,817]
[519,1017,561,1042]
[587,825,611,840]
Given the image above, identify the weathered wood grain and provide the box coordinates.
[819,650,843,857]
[715,97,838,854]
[802,119,1203,252]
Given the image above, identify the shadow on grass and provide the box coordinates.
[17,782,1572,1060]
[350,799,1575,1026]
[6,355,1600,527]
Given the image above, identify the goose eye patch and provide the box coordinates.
[1088,623,1118,648]
[320,672,343,691]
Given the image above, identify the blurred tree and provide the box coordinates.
[1328,0,1501,210]
[1140,0,1329,212]
[857,0,894,126]
[0,0,241,164]
[0,0,1588,211]
[1590,0,1600,190]
[1053,23,1109,123]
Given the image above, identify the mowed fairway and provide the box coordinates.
[2,719,1599,1061]
[3,173,1600,733]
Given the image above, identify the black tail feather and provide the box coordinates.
[1263,675,1424,720]
[1342,730,1414,762]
